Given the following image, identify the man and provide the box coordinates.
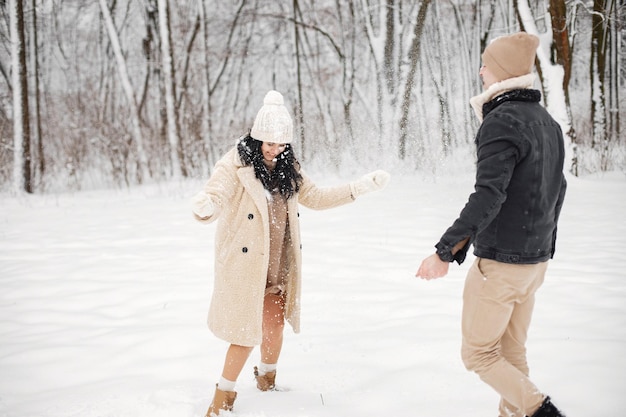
[416,32,567,417]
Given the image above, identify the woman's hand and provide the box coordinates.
[350,170,390,197]
[191,192,214,218]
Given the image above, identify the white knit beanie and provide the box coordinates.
[250,90,293,144]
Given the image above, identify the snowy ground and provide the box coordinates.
[1,169,625,417]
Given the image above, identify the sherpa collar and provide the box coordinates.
[470,73,536,122]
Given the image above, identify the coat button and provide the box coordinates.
[242,247,248,253]
[248,213,254,220]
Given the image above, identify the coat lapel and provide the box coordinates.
[237,167,269,224]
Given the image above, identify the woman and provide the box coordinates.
[191,90,389,416]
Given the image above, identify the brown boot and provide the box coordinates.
[205,384,237,417]
[253,366,276,391]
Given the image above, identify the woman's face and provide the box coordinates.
[479,64,498,90]
[261,142,287,163]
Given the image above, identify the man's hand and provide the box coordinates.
[416,253,450,280]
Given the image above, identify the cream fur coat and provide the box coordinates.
[194,148,355,347]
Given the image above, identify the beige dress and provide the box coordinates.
[265,190,289,296]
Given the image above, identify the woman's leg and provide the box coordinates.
[207,344,253,416]
[221,344,254,382]
[254,293,285,391]
[261,293,286,364]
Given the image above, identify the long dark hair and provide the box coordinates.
[237,134,303,199]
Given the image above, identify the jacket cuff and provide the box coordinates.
[435,241,467,265]
[435,242,454,262]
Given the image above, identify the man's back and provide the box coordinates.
[473,90,567,264]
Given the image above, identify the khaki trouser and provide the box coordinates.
[461,258,548,417]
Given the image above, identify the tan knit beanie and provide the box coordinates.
[250,90,293,143]
[482,32,540,83]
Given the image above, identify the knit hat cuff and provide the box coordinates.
[250,90,293,144]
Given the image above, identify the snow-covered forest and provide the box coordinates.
[1,2,626,416]
[0,0,625,192]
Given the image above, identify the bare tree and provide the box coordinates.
[99,0,150,181]
[515,1,570,126]
[424,1,455,155]
[359,0,432,156]
[335,0,357,145]
[30,0,44,187]
[10,0,31,193]
[158,0,185,177]
[358,0,385,141]
[590,0,609,169]
[605,0,621,167]
[546,0,579,173]
[138,0,158,118]
[198,0,213,165]
[549,0,572,102]
[398,0,431,159]
[293,0,306,158]
[383,0,396,97]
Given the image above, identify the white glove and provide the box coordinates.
[191,191,214,218]
[350,170,390,198]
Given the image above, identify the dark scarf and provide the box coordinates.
[237,134,303,199]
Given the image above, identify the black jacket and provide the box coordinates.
[436,89,567,265]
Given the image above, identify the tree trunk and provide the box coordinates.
[157,0,185,178]
[358,0,385,144]
[293,0,306,159]
[98,0,150,181]
[428,1,454,154]
[547,0,578,172]
[448,0,478,142]
[398,0,431,160]
[208,0,247,96]
[383,0,396,97]
[515,0,573,170]
[337,0,357,146]
[138,0,158,118]
[548,0,572,98]
[605,0,619,168]
[590,0,608,168]
[10,0,32,193]
[31,0,44,188]
[198,0,213,166]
